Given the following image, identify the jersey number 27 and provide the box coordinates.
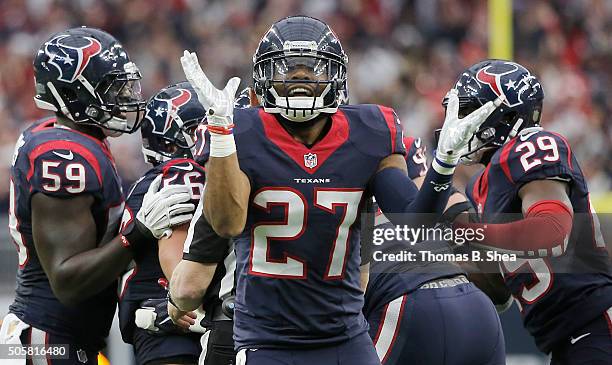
[250,188,363,280]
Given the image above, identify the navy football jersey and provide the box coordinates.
[197,105,405,349]
[8,118,124,350]
[465,127,612,353]
[118,158,205,343]
[364,136,464,317]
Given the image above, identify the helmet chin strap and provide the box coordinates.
[142,146,170,165]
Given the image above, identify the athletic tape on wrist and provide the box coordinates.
[210,133,237,158]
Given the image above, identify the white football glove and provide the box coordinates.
[180,50,240,128]
[433,89,502,174]
[181,50,241,157]
[137,175,195,239]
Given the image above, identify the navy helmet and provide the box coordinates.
[234,87,252,109]
[443,59,544,163]
[141,82,206,165]
[253,16,348,123]
[33,27,145,134]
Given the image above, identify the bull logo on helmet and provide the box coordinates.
[44,35,102,83]
[475,61,541,108]
[144,89,192,135]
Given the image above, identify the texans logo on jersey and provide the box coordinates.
[144,89,193,135]
[44,35,102,83]
[475,61,542,108]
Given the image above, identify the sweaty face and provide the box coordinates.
[271,56,330,98]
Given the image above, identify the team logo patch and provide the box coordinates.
[304,153,318,169]
[475,61,541,108]
[145,88,192,135]
[44,35,102,83]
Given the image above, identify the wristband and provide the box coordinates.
[122,220,155,252]
[167,291,179,309]
[432,154,456,175]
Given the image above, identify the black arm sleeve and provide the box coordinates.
[182,200,231,263]
[359,197,375,265]
[372,166,453,226]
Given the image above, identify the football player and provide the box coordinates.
[451,60,612,363]
[363,136,506,365]
[118,82,215,365]
[172,16,501,365]
[1,28,194,364]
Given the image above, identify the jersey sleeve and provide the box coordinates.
[377,105,406,156]
[27,143,103,198]
[183,198,231,263]
[403,136,428,179]
[499,130,575,186]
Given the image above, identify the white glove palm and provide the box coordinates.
[434,89,502,173]
[137,175,195,239]
[180,50,240,128]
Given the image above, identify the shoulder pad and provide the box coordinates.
[159,158,205,202]
[339,104,406,158]
[26,139,105,197]
[492,128,575,185]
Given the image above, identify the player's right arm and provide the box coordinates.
[180,50,249,237]
[29,148,194,306]
[23,145,134,305]
[32,193,132,305]
[205,154,251,237]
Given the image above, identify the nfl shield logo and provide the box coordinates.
[304,153,318,169]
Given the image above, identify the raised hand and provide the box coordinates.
[180,50,240,130]
[435,89,502,170]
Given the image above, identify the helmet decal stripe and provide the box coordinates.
[476,66,504,99]
[45,35,102,83]
[74,38,102,81]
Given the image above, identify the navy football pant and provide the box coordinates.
[550,306,612,365]
[366,282,505,365]
[200,320,235,365]
[18,326,98,365]
[132,327,200,365]
[235,331,380,365]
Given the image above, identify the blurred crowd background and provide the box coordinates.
[0,0,611,208]
[0,0,609,362]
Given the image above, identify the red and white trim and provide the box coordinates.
[373,295,407,364]
[605,306,612,337]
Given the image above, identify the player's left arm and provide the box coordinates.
[373,92,500,222]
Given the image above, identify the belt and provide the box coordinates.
[419,275,469,289]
